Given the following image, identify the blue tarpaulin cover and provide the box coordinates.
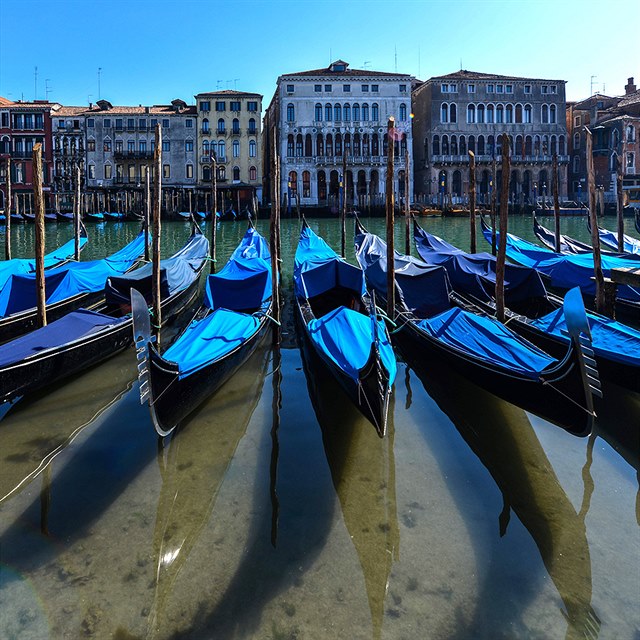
[481,225,640,303]
[414,226,547,305]
[0,231,146,318]
[0,233,88,290]
[0,309,126,368]
[294,226,366,300]
[105,232,208,305]
[417,307,557,378]
[205,227,271,311]
[597,226,640,256]
[355,230,451,318]
[308,307,397,381]
[296,226,396,385]
[163,228,271,378]
[531,307,640,367]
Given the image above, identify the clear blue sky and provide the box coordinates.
[1,0,638,107]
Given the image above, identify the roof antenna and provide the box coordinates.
[34,65,38,100]
[394,45,398,72]
[45,79,52,101]
[233,78,239,90]
[460,58,463,71]
[217,79,222,90]
[590,75,597,96]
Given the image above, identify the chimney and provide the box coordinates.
[625,77,636,95]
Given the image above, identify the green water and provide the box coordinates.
[0,215,638,640]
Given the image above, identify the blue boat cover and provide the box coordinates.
[294,226,366,300]
[355,230,451,318]
[0,233,89,290]
[162,228,271,378]
[308,306,397,382]
[104,232,209,305]
[597,226,640,256]
[0,231,146,317]
[530,307,640,367]
[414,226,547,305]
[417,307,557,379]
[205,227,271,311]
[0,309,127,368]
[533,217,592,254]
[481,224,640,303]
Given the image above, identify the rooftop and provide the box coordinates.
[280,60,412,79]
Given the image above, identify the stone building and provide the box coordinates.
[412,70,569,205]
[263,60,414,209]
[52,105,89,196]
[194,89,262,211]
[83,99,197,195]
[566,77,640,206]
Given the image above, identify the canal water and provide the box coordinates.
[0,215,638,640]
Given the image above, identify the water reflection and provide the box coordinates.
[300,332,399,640]
[405,353,600,640]
[144,344,271,638]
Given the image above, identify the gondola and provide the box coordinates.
[0,228,146,343]
[22,211,57,223]
[585,216,640,256]
[56,211,75,222]
[480,214,640,324]
[103,211,128,221]
[85,212,105,222]
[635,209,640,235]
[0,229,208,404]
[533,215,592,254]
[414,221,640,393]
[132,225,274,436]
[294,223,396,437]
[0,225,88,290]
[354,220,599,436]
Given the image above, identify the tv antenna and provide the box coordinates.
[98,67,102,99]
[363,60,371,70]
[590,75,597,96]
[233,78,239,89]
[45,79,52,100]
[394,46,397,72]
[34,66,38,100]
[217,79,222,90]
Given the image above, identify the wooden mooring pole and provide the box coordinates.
[270,126,281,344]
[386,117,396,318]
[145,169,151,262]
[405,148,411,255]
[469,151,476,253]
[211,154,217,273]
[496,134,510,323]
[616,155,624,253]
[490,157,497,256]
[33,144,47,328]
[5,157,11,260]
[74,163,81,261]
[152,124,162,344]
[586,127,606,314]
[341,146,347,258]
[553,152,561,253]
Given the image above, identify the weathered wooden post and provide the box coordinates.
[210,154,217,273]
[270,126,281,344]
[74,163,81,261]
[295,190,301,221]
[585,127,606,313]
[33,144,47,328]
[145,168,151,262]
[386,117,396,318]
[341,146,347,258]
[152,124,162,344]
[553,152,561,253]
[616,154,624,253]
[469,151,477,253]
[405,148,411,255]
[5,157,11,260]
[496,134,510,323]
[490,157,497,256]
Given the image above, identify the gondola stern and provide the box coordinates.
[358,342,393,438]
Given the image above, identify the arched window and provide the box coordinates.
[334,103,342,121]
[218,140,226,159]
[217,165,226,180]
[515,104,523,124]
[232,139,240,157]
[486,104,494,124]
[325,103,332,121]
[525,136,532,155]
[450,103,457,123]
[249,166,257,181]
[233,166,240,181]
[369,103,377,121]
[287,103,295,122]
[296,133,303,157]
[476,104,484,123]
[326,133,333,156]
[232,118,240,134]
[459,135,466,155]
[353,103,360,121]
[362,103,369,121]
[467,104,475,124]
[573,156,580,173]
[202,118,209,132]
[203,165,211,181]
[549,104,557,124]
[288,170,298,193]
[441,103,449,123]
[550,135,557,154]
[534,135,540,155]
[488,135,494,156]
[541,104,549,124]
[249,140,256,157]
[542,135,549,155]
[442,135,449,155]
[344,104,351,121]
[335,133,342,155]
[433,135,440,155]
[305,133,312,157]
[496,104,504,124]
[451,135,458,155]
[202,140,209,155]
[559,135,566,155]
[515,135,523,156]
[217,118,225,133]
[249,118,257,133]
[371,133,379,156]
[317,134,324,156]
[287,134,294,157]
[505,104,513,123]
[524,104,532,123]
[399,103,407,121]
[468,135,475,153]
[302,170,310,197]
[477,135,484,155]
[315,103,322,121]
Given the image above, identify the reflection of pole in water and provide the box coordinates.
[404,364,412,410]
[270,343,282,548]
[39,465,52,536]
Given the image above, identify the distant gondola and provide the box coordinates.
[21,211,57,223]
[85,212,105,222]
[56,211,75,222]
[294,223,396,437]
[0,229,208,404]
[355,219,600,436]
[132,225,274,436]
[0,228,146,343]
[103,211,128,221]
[585,216,640,256]
[533,215,593,254]
[413,220,640,393]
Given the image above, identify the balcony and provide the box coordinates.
[247,128,258,136]
[114,150,154,159]
[201,128,211,135]
[230,129,241,136]
[200,155,227,164]
[430,154,569,165]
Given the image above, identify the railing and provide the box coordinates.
[247,128,258,135]
[201,128,211,135]
[230,129,241,136]
[430,154,570,164]
[200,155,227,163]
[114,150,154,159]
